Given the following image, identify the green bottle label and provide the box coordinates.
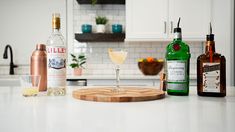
[166,60,188,90]
[167,60,186,82]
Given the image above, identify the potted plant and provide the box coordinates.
[70,53,86,76]
[95,16,108,33]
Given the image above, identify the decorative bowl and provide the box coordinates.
[138,61,164,76]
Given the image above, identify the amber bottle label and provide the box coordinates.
[202,63,220,93]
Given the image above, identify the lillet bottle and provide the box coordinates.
[197,23,226,97]
[47,13,67,96]
[165,18,191,96]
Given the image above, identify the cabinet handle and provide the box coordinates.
[170,21,173,33]
[164,21,167,34]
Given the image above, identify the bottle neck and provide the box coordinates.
[174,32,182,40]
[205,41,215,53]
[52,28,61,34]
[36,44,46,51]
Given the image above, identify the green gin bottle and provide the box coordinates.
[165,18,191,96]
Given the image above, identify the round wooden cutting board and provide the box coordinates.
[72,86,165,102]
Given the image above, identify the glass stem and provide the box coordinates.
[116,65,120,89]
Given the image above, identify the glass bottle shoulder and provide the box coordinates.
[167,39,189,50]
[47,30,65,46]
[166,39,190,60]
[197,52,225,63]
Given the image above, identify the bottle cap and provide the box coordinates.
[206,23,214,41]
[174,27,181,33]
[52,13,60,29]
[36,44,46,51]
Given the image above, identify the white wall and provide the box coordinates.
[212,0,234,85]
[0,0,66,66]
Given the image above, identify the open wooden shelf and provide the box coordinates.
[75,33,125,42]
[76,0,125,4]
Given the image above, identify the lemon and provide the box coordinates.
[138,58,144,62]
[157,59,164,62]
[22,88,39,97]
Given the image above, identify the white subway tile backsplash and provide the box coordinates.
[80,16,91,21]
[79,5,92,10]
[118,10,125,16]
[87,10,97,15]
[101,5,114,10]
[113,5,125,10]
[140,53,151,58]
[76,39,203,75]
[107,10,119,15]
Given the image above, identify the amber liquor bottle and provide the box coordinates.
[197,23,226,97]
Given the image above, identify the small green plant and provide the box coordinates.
[91,0,97,5]
[69,53,86,69]
[95,16,108,25]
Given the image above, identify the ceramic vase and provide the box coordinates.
[96,24,106,33]
[74,68,82,76]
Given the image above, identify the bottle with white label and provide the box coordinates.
[165,18,191,96]
[47,13,66,96]
[197,23,226,97]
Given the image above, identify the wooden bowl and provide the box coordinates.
[138,61,164,76]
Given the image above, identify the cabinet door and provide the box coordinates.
[169,0,211,40]
[126,0,168,41]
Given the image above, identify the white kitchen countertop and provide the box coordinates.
[0,86,234,132]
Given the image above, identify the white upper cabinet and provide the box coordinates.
[168,0,211,39]
[126,0,168,41]
[126,0,211,41]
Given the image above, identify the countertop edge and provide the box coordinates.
[0,74,197,80]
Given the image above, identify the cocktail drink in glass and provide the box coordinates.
[108,48,127,91]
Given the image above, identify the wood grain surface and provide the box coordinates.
[72,86,165,102]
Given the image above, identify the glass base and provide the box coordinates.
[167,89,189,96]
[198,92,226,97]
[111,86,125,94]
[47,87,66,96]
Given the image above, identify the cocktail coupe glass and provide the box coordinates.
[108,48,128,92]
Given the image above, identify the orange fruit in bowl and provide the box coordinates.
[146,57,154,62]
[138,58,164,75]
